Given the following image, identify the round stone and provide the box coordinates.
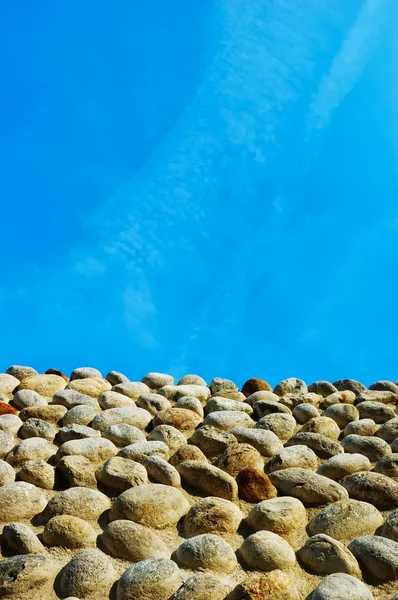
[286,432,343,459]
[308,381,338,397]
[109,483,190,528]
[19,459,54,489]
[255,413,296,442]
[266,445,318,474]
[356,401,396,423]
[66,377,112,398]
[206,397,253,415]
[203,410,254,431]
[342,434,392,461]
[239,530,296,571]
[323,404,359,428]
[105,371,129,386]
[183,497,242,536]
[43,515,97,548]
[269,468,348,505]
[53,389,100,410]
[147,425,187,453]
[246,496,307,537]
[6,365,38,381]
[118,441,170,463]
[308,499,384,542]
[177,460,238,501]
[70,367,102,380]
[0,482,46,522]
[96,457,148,491]
[0,554,56,597]
[101,520,170,561]
[210,378,238,395]
[242,378,272,397]
[141,372,174,389]
[136,393,171,415]
[16,374,66,397]
[62,405,97,426]
[344,419,379,437]
[0,430,14,459]
[342,471,398,508]
[58,548,116,598]
[374,454,398,479]
[56,438,117,464]
[92,406,152,432]
[142,456,180,487]
[175,396,204,418]
[177,374,207,386]
[273,378,307,396]
[42,487,111,522]
[102,423,146,446]
[12,390,46,409]
[382,509,398,542]
[189,425,238,457]
[376,419,398,443]
[2,523,44,555]
[0,459,15,485]
[112,381,151,401]
[56,424,101,443]
[317,454,371,480]
[231,428,282,457]
[332,379,366,396]
[153,408,202,431]
[214,443,263,477]
[172,573,234,600]
[20,404,67,424]
[176,534,237,573]
[0,414,23,434]
[297,534,361,576]
[6,438,57,466]
[169,445,207,467]
[292,404,320,424]
[230,570,299,600]
[323,391,356,407]
[311,573,374,600]
[19,418,57,441]
[301,417,341,440]
[116,559,182,600]
[236,468,277,502]
[348,535,398,581]
[98,390,136,409]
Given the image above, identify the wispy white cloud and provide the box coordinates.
[306,0,394,134]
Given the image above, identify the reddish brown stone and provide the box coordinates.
[236,467,277,503]
[153,408,202,431]
[0,402,17,416]
[45,368,69,382]
[242,378,271,397]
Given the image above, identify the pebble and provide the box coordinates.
[109,483,189,528]
[266,445,318,473]
[0,482,46,521]
[239,530,296,570]
[169,444,208,467]
[344,418,379,437]
[147,425,187,453]
[58,548,116,598]
[307,499,384,542]
[102,423,146,446]
[214,443,263,477]
[56,456,97,488]
[136,393,171,415]
[301,416,341,440]
[273,377,307,396]
[246,496,307,537]
[229,570,299,600]
[231,428,282,456]
[203,410,255,430]
[348,535,398,581]
[95,457,148,491]
[16,374,66,397]
[101,520,170,561]
[19,418,57,441]
[56,424,101,443]
[311,573,374,600]
[286,432,343,459]
[356,401,396,423]
[62,405,97,426]
[1,522,45,555]
[177,374,207,386]
[342,471,398,508]
[317,453,370,480]
[98,390,136,409]
[269,468,348,505]
[70,367,102,380]
[19,459,55,489]
[376,418,398,442]
[112,381,151,400]
[118,440,170,463]
[177,533,237,573]
[175,395,204,417]
[189,425,238,457]
[91,406,152,432]
[341,434,392,461]
[116,558,183,600]
[105,370,129,385]
[42,487,111,522]
[183,497,242,536]
[382,509,398,541]
[12,389,46,408]
[6,365,38,381]
[0,430,14,458]
[206,397,252,415]
[141,372,174,389]
[323,404,359,428]
[255,413,296,442]
[43,515,97,548]
[6,437,57,466]
[56,437,117,464]
[0,459,15,485]
[171,572,233,600]
[66,377,111,398]
[236,468,277,502]
[20,404,67,423]
[53,389,100,410]
[0,414,23,433]
[154,408,203,431]
[0,554,56,597]
[297,534,361,576]
[177,460,238,501]
[143,455,181,486]
[333,379,366,396]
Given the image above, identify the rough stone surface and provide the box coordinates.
[92,406,152,432]
[17,374,67,396]
[255,412,296,442]
[1,523,45,555]
[311,573,374,600]
[105,370,129,386]
[66,377,112,398]
[293,403,321,424]
[56,424,101,443]
[301,416,341,440]
[136,393,171,415]
[42,487,111,522]
[236,468,277,502]
[56,437,117,464]
[143,455,180,486]
[342,471,398,508]
[53,389,100,410]
[229,570,299,600]
[177,460,238,501]
[297,534,361,576]
[0,414,23,433]
[96,457,148,491]
[118,440,170,463]
[174,395,204,417]
[103,423,146,446]
[0,459,15,485]
[154,407,202,431]
[323,404,359,428]
[176,533,237,573]
[58,548,116,598]
[348,535,398,581]
[269,467,348,505]
[183,497,242,536]
[13,389,47,409]
[19,459,55,489]
[286,432,343,459]
[62,405,96,426]
[98,390,136,409]
[43,515,97,548]
[19,418,57,441]
[382,509,398,542]
[342,434,392,461]
[0,554,56,597]
[246,496,307,537]
[6,365,38,381]
[141,372,174,389]
[214,443,263,477]
[147,425,187,453]
[231,427,282,456]
[189,425,238,457]
[101,520,170,561]
[0,482,46,522]
[333,379,366,396]
[375,455,398,480]
[273,377,307,396]
[171,573,233,600]
[6,437,57,466]
[317,453,371,480]
[169,444,208,467]
[203,410,254,431]
[266,445,318,473]
[116,558,183,600]
[239,530,296,571]
[376,419,398,443]
[20,404,67,423]
[0,430,15,459]
[344,418,379,437]
[356,401,396,423]
[308,499,384,542]
[56,455,97,488]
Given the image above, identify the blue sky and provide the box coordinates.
[1,0,397,386]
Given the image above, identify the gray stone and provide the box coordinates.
[70,367,102,380]
[357,390,398,404]
[62,405,97,426]
[269,468,348,505]
[56,424,101,443]
[344,418,379,437]
[292,403,320,424]
[209,378,238,395]
[342,471,398,508]
[105,370,129,386]
[56,437,117,464]
[308,499,384,542]
[273,378,307,396]
[143,456,180,486]
[308,381,338,397]
[96,457,148,491]
[231,428,282,456]
[12,389,46,408]
[376,419,398,443]
[323,391,356,407]
[0,482,46,522]
[246,496,307,538]
[92,406,152,432]
[147,424,187,453]
[112,381,151,400]
[43,515,97,548]
[19,418,57,441]
[56,455,97,488]
[317,453,370,480]
[301,416,340,440]
[101,520,170,561]
[178,460,238,501]
[175,396,204,418]
[297,534,361,576]
[178,374,207,386]
[118,440,170,463]
[171,573,233,600]
[253,400,292,420]
[369,380,398,393]
[266,445,318,474]
[245,390,280,407]
[285,432,343,459]
[42,487,111,522]
[348,535,398,581]
[341,434,392,461]
[0,430,14,459]
[176,534,237,573]
[0,554,56,597]
[356,401,396,423]
[382,509,398,542]
[1,523,45,555]
[206,397,252,415]
[333,379,367,396]
[189,425,238,457]
[6,437,57,466]
[19,459,55,489]
[6,365,38,381]
[239,530,295,570]
[157,384,210,404]
[255,413,296,442]
[103,423,146,446]
[311,573,374,600]
[141,372,174,389]
[109,483,189,528]
[374,454,398,479]
[53,389,100,409]
[58,548,116,598]
[116,559,183,600]
[136,393,171,415]
[183,497,242,536]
